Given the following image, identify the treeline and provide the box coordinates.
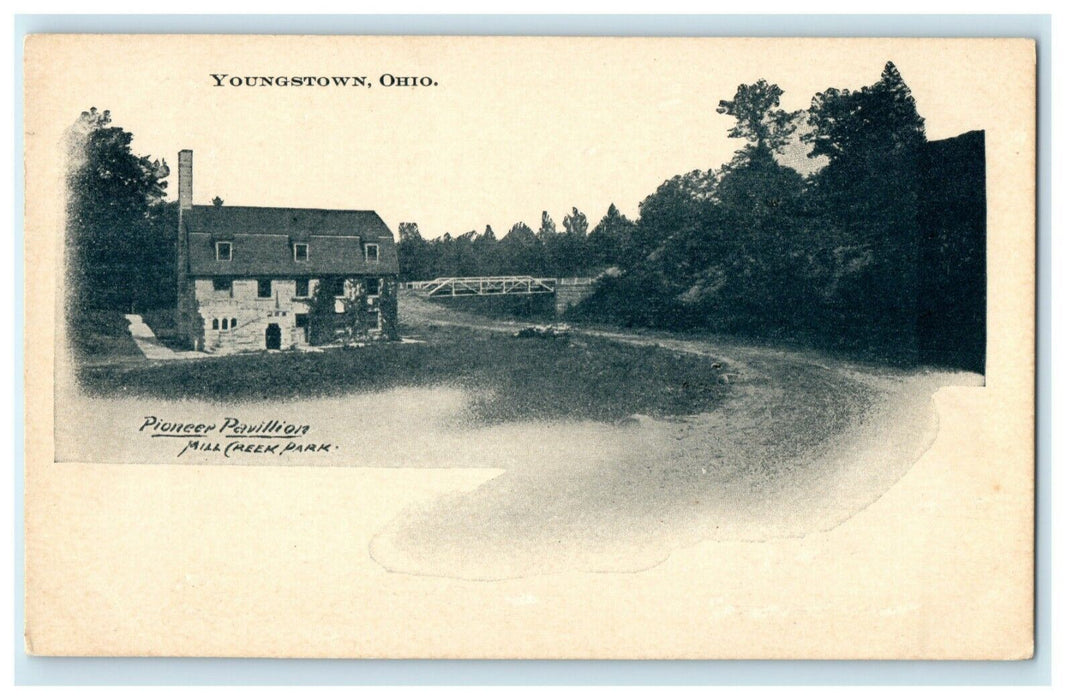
[401,63,983,367]
[396,206,629,281]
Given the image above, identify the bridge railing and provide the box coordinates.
[405,276,595,290]
[404,276,562,297]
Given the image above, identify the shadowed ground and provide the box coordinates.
[59,292,981,581]
[368,293,981,579]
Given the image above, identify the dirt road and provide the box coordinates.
[369,292,983,579]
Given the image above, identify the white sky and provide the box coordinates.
[30,36,1015,239]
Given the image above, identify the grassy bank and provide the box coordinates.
[140,308,185,350]
[67,309,142,360]
[76,327,729,424]
[425,293,556,323]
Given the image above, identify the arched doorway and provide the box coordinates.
[265,323,281,350]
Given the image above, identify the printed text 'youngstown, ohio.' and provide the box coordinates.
[210,73,438,88]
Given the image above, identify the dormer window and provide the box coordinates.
[293,243,309,262]
[215,241,232,261]
[364,243,379,263]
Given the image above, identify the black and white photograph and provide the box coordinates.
[22,35,1036,659]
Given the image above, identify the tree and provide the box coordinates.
[704,155,808,323]
[430,232,459,277]
[538,211,558,241]
[631,169,721,262]
[65,107,171,313]
[587,80,808,334]
[587,203,635,268]
[501,222,542,274]
[532,211,560,276]
[473,225,502,274]
[397,221,434,281]
[140,200,180,310]
[552,207,590,276]
[716,80,799,160]
[453,230,481,276]
[804,62,926,239]
[378,278,400,341]
[503,221,537,245]
[307,278,339,346]
[338,281,375,346]
[805,62,925,165]
[679,80,807,327]
[804,62,927,350]
[561,207,588,237]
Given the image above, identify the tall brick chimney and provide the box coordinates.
[178,149,193,211]
[177,149,195,348]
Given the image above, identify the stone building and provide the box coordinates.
[175,150,400,353]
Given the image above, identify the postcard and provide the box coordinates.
[23,35,1036,658]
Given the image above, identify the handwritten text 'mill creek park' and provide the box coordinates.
[139,416,337,459]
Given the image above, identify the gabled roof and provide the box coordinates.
[183,205,398,277]
[186,205,391,238]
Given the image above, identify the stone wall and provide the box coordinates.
[194,276,396,353]
[554,279,596,316]
[195,278,311,353]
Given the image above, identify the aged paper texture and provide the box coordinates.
[24,35,1035,658]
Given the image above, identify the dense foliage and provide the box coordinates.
[65,108,176,314]
[307,277,340,346]
[395,62,957,364]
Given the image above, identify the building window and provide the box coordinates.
[325,276,345,297]
[231,317,238,329]
[221,318,229,330]
[365,277,380,296]
[293,243,309,262]
[213,278,232,292]
[257,279,272,298]
[212,319,219,330]
[364,243,379,262]
[216,241,232,261]
[295,278,310,298]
